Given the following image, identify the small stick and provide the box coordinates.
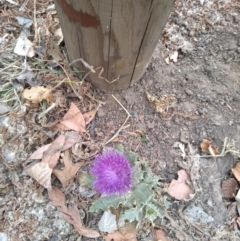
[38,102,56,120]
[105,95,131,145]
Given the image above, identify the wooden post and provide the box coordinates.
[54,0,175,91]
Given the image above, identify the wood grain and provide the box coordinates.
[55,0,175,91]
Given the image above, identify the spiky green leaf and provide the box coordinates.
[133,183,152,205]
[116,144,124,153]
[89,194,125,212]
[145,202,159,223]
[132,162,143,184]
[141,135,148,142]
[119,206,142,223]
[127,151,137,165]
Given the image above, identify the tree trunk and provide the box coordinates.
[54,0,175,91]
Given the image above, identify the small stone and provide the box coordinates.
[49,236,58,241]
[140,79,146,86]
[147,120,154,129]
[146,79,153,86]
[185,89,193,96]
[237,47,240,54]
[189,30,195,37]
[180,130,189,144]
[97,108,105,117]
[131,111,138,119]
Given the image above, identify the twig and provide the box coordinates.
[105,95,131,145]
[33,0,39,43]
[37,102,57,120]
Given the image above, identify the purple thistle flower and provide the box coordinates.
[90,149,132,196]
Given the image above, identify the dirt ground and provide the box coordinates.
[0,0,240,240]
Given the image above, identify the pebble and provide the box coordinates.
[49,236,58,241]
[184,205,214,223]
[131,111,138,119]
[237,47,240,54]
[146,79,153,86]
[185,88,194,96]
[189,30,195,37]
[147,120,154,129]
[180,130,189,144]
[97,107,105,117]
[140,79,146,86]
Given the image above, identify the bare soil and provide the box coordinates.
[0,0,240,241]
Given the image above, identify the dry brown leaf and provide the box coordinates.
[48,186,66,208]
[28,144,51,160]
[103,231,125,241]
[227,202,237,218]
[29,132,81,160]
[63,131,82,150]
[52,123,71,131]
[53,150,83,187]
[232,162,240,182]
[42,135,65,169]
[200,139,210,153]
[26,162,52,189]
[83,108,97,125]
[22,86,53,104]
[221,178,238,198]
[167,169,193,200]
[200,139,219,156]
[103,232,137,241]
[208,145,219,156]
[153,229,169,241]
[62,204,100,238]
[60,102,86,132]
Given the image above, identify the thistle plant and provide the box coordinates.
[89,145,170,228]
[90,149,132,196]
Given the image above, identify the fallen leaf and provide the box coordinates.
[200,139,219,156]
[164,56,170,65]
[62,204,100,238]
[14,32,35,57]
[53,150,83,187]
[98,210,118,233]
[47,39,63,62]
[103,230,137,241]
[72,141,99,160]
[167,169,193,200]
[48,186,66,208]
[54,27,63,45]
[221,178,238,198]
[42,135,65,169]
[83,108,98,125]
[153,229,169,241]
[52,123,71,131]
[237,217,240,227]
[26,162,52,189]
[60,102,86,132]
[103,231,125,241]
[16,70,37,86]
[28,132,81,160]
[63,131,82,150]
[22,86,53,104]
[208,145,219,157]
[232,162,240,182]
[169,51,178,63]
[227,202,237,218]
[28,144,51,160]
[235,190,240,215]
[200,139,210,153]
